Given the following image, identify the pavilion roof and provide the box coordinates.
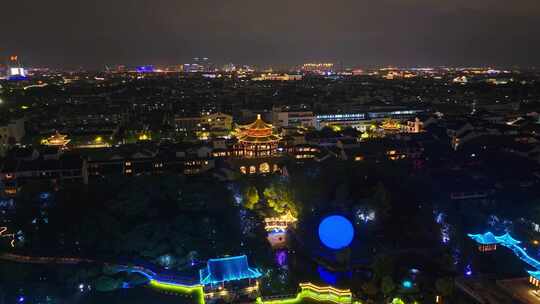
[528,270,540,280]
[236,114,282,142]
[468,231,522,246]
[240,114,273,130]
[199,255,262,285]
[467,232,499,245]
[495,233,521,246]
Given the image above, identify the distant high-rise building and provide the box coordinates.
[6,55,26,80]
[192,57,212,72]
[182,63,205,73]
[301,63,334,75]
[181,57,211,73]
[222,63,236,72]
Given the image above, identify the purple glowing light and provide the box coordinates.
[276,250,287,267]
[465,264,472,276]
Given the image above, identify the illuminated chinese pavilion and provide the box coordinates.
[235,114,281,158]
[264,211,298,232]
[200,255,262,286]
[468,232,498,252]
[200,255,262,300]
[381,118,401,132]
[529,271,540,288]
[41,132,71,148]
[265,211,298,249]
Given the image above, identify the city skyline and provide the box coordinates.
[3,0,540,69]
[2,1,540,303]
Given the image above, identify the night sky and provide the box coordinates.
[3,0,540,68]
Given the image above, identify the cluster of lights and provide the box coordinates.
[206,282,259,298]
[0,226,15,247]
[355,209,375,224]
[40,132,71,147]
[138,133,151,141]
[264,211,298,232]
[315,109,422,126]
[239,208,256,236]
[316,113,366,122]
[158,254,174,268]
[401,280,413,289]
[434,212,450,244]
[78,283,91,292]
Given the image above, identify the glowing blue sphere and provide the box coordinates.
[318,215,354,250]
[402,280,413,289]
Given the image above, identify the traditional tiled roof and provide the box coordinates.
[236,115,281,143]
[199,255,262,285]
[528,270,540,280]
[467,232,499,245]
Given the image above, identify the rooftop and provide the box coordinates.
[199,255,262,285]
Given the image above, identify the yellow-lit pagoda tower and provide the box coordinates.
[235,114,281,158]
[233,114,282,174]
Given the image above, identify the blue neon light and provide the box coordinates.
[199,255,262,285]
[469,231,540,277]
[318,215,355,250]
[465,264,472,276]
[467,232,499,245]
[528,270,540,280]
[495,233,521,246]
[8,75,28,81]
[402,280,413,289]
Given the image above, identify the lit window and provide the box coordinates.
[260,163,270,173]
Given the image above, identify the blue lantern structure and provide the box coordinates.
[318,215,355,250]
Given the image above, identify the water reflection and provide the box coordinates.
[317,265,351,286]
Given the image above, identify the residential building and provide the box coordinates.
[272,106,315,128]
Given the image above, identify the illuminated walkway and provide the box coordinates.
[0,253,93,264]
[0,253,368,304]
[257,283,356,304]
[468,232,540,271]
[0,253,206,302]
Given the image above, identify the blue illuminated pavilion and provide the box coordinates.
[467,232,499,245]
[495,233,521,246]
[199,255,262,285]
[528,270,540,280]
